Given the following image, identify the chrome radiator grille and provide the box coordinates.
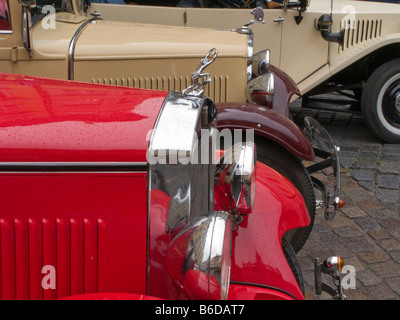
[91,75,229,103]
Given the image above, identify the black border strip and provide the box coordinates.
[0,162,148,172]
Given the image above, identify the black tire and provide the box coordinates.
[255,136,316,253]
[282,237,305,295]
[361,58,400,143]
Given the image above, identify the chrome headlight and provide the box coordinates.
[246,33,254,82]
[166,211,232,300]
[251,49,270,77]
[245,72,275,107]
[215,142,257,215]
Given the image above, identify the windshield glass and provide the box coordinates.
[31,1,84,26]
[36,0,75,12]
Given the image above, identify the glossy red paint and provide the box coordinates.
[0,172,148,299]
[216,161,310,300]
[228,283,296,300]
[61,293,163,300]
[0,73,167,162]
[216,103,314,161]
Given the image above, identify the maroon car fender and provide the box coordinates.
[270,65,301,117]
[216,103,314,161]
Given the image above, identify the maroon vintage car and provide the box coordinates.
[0,65,346,300]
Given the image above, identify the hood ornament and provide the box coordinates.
[182,48,218,97]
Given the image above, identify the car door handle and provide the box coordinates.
[273,17,285,23]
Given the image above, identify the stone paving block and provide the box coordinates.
[354,217,381,232]
[344,287,374,300]
[351,169,374,181]
[389,250,400,263]
[378,218,400,235]
[369,283,398,300]
[355,160,377,170]
[340,205,368,219]
[370,261,400,278]
[358,181,374,191]
[333,225,364,238]
[340,144,359,152]
[381,154,400,161]
[344,236,377,254]
[357,270,383,286]
[358,152,381,160]
[375,188,399,206]
[365,207,396,219]
[379,161,400,174]
[376,174,400,189]
[387,277,400,295]
[344,188,374,203]
[340,158,356,169]
[378,238,400,251]
[358,250,389,264]
[368,229,392,241]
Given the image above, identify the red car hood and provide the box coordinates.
[0,73,167,163]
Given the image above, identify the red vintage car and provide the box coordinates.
[0,68,344,300]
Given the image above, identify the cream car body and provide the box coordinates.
[91,0,400,142]
[1,0,253,104]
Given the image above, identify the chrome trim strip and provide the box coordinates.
[0,31,12,34]
[68,17,102,80]
[0,162,147,172]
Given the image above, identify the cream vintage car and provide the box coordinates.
[90,0,400,143]
[1,0,256,104]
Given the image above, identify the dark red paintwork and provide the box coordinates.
[216,102,314,161]
[270,65,301,117]
[0,73,308,300]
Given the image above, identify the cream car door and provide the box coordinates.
[279,1,332,86]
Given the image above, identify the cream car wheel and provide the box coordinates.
[361,59,400,143]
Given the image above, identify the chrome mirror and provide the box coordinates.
[215,142,256,215]
[166,211,232,300]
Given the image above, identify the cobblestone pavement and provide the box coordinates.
[290,94,400,300]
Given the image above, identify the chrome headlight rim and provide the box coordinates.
[252,49,271,77]
[166,211,233,300]
[215,141,257,215]
[245,72,275,107]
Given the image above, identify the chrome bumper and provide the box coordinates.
[303,116,341,221]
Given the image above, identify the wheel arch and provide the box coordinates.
[216,103,315,161]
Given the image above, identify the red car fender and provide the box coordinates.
[217,161,310,300]
[216,103,314,161]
